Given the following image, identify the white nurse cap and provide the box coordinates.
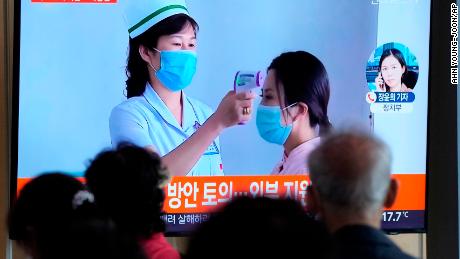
[120,0,190,38]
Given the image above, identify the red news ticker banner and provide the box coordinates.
[17,174,425,214]
[162,174,425,213]
[31,0,116,3]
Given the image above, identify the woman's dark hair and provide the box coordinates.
[378,48,408,92]
[8,173,97,255]
[186,197,331,259]
[268,51,332,136]
[85,143,168,239]
[126,14,199,98]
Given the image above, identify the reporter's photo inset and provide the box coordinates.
[366,42,419,93]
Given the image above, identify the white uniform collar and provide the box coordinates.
[143,83,197,132]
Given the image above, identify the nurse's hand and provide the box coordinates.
[164,90,254,176]
[213,90,255,128]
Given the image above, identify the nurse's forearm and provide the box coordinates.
[162,113,224,176]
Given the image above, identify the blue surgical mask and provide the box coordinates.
[256,104,295,145]
[151,48,197,92]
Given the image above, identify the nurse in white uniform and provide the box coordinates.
[111,0,254,176]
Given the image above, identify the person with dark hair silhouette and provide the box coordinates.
[186,197,332,259]
[85,143,179,259]
[9,172,147,259]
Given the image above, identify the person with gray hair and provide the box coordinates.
[307,131,415,259]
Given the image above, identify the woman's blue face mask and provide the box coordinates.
[256,103,298,145]
[151,48,197,92]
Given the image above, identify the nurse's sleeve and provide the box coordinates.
[109,105,153,148]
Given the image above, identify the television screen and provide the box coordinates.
[13,0,429,234]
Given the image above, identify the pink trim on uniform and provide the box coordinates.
[271,137,321,175]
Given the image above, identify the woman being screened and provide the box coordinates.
[256,51,332,175]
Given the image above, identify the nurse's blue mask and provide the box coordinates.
[256,103,298,145]
[150,48,197,92]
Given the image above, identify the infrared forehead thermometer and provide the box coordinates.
[233,71,265,93]
[233,71,264,125]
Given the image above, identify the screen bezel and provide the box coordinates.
[10,0,431,235]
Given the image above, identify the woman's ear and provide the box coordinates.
[288,102,309,123]
[138,45,153,64]
[294,102,309,120]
